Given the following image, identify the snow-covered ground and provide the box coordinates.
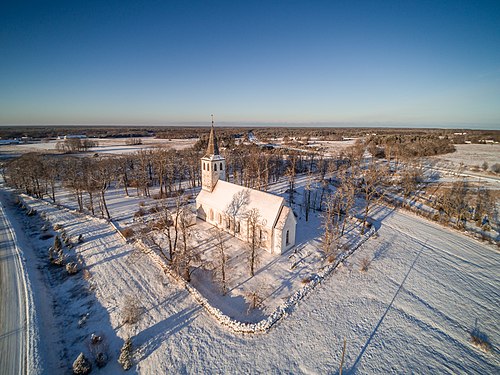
[0,137,197,156]
[431,143,500,170]
[1,172,498,373]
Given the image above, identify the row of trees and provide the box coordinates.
[56,138,98,153]
[4,142,335,218]
[434,181,495,229]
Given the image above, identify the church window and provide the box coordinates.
[214,163,217,171]
[235,221,240,233]
[219,213,222,225]
[207,163,210,171]
[203,163,205,171]
[286,230,290,245]
[209,209,214,221]
[220,163,223,170]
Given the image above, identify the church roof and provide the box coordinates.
[196,180,285,230]
[274,205,296,230]
[205,123,220,157]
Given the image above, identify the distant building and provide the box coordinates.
[57,134,87,140]
[196,121,296,254]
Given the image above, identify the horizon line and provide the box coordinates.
[0,121,499,131]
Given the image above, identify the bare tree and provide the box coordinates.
[321,191,338,257]
[400,163,423,199]
[92,158,114,220]
[245,208,262,277]
[473,187,494,226]
[151,146,170,198]
[224,189,250,236]
[303,173,313,222]
[172,199,198,281]
[41,157,59,203]
[244,289,264,313]
[285,156,297,205]
[62,157,85,212]
[214,230,229,295]
[360,164,386,234]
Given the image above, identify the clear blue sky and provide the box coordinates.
[1,0,499,128]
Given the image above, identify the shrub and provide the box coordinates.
[82,269,92,280]
[49,237,64,266]
[72,353,92,375]
[95,352,108,368]
[120,227,134,239]
[134,208,146,218]
[54,235,62,251]
[491,163,500,174]
[360,256,370,272]
[481,223,491,232]
[149,205,160,214]
[118,338,133,370]
[244,290,264,313]
[301,277,311,284]
[121,296,142,325]
[470,328,492,352]
[66,262,79,275]
[89,334,108,368]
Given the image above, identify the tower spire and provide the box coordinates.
[205,114,220,156]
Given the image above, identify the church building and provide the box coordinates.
[196,120,296,254]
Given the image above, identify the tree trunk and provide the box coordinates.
[101,190,111,220]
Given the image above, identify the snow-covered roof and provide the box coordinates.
[274,206,296,230]
[202,154,225,161]
[197,180,285,229]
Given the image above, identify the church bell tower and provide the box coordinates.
[201,115,226,192]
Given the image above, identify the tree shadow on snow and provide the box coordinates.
[133,306,200,362]
[344,243,425,374]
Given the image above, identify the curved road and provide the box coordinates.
[0,203,26,375]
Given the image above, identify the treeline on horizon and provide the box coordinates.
[0,126,499,144]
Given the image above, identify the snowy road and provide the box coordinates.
[0,204,26,375]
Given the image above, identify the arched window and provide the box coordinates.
[203,163,205,171]
[220,163,223,170]
[209,209,214,221]
[207,164,210,171]
[286,230,290,245]
[214,163,217,171]
[219,213,223,225]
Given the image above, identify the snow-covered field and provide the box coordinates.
[0,137,197,156]
[1,173,498,373]
[431,143,500,169]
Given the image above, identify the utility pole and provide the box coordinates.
[339,338,347,375]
